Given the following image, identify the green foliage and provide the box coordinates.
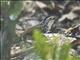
[1,1,24,60]
[1,1,23,39]
[59,44,71,60]
[1,1,23,20]
[33,29,53,60]
[9,1,22,20]
[33,29,80,60]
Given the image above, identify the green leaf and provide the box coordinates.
[8,1,23,20]
[59,44,71,60]
[33,29,53,60]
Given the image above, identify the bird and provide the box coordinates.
[41,16,58,33]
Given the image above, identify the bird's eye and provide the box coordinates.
[49,17,52,20]
[47,16,56,20]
